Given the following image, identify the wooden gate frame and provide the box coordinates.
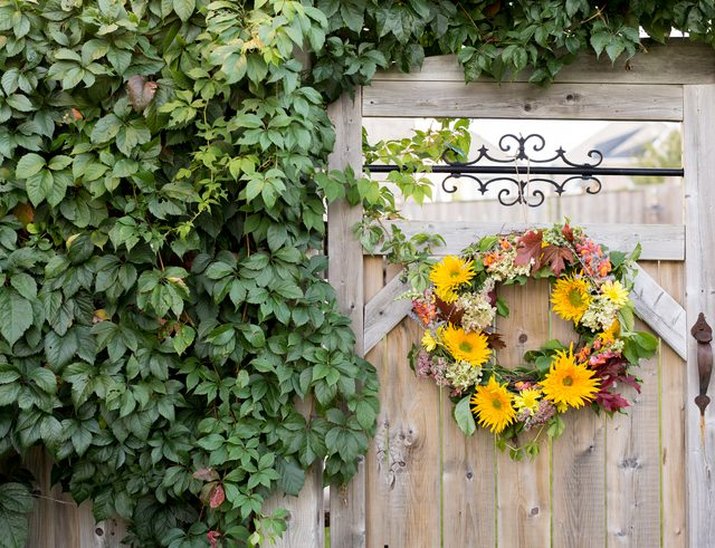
[273,40,715,548]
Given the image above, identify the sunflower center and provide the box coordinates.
[449,269,461,278]
[567,289,585,307]
[459,342,472,353]
[492,398,502,409]
[562,376,574,386]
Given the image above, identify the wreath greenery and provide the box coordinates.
[407,222,658,459]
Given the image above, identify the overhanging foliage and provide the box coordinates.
[0,0,712,546]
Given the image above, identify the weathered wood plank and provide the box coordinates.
[364,273,413,356]
[440,407,497,548]
[631,263,687,360]
[551,315,606,548]
[364,81,683,121]
[496,281,551,547]
[365,316,442,547]
[605,262,661,546]
[658,261,687,548]
[327,90,367,548]
[683,84,715,548]
[380,221,684,261]
[373,40,715,85]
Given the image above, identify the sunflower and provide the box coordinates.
[601,280,629,307]
[514,388,542,414]
[442,325,491,366]
[551,276,592,323]
[471,377,517,433]
[541,346,600,409]
[429,255,475,303]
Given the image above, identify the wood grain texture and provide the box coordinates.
[372,40,715,85]
[495,281,551,548]
[631,263,687,360]
[606,262,661,547]
[382,221,684,261]
[364,81,683,121]
[550,315,606,548]
[658,261,687,548]
[23,449,128,548]
[327,91,367,548]
[364,273,413,355]
[365,318,441,548]
[683,84,715,548]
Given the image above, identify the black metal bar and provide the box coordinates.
[363,164,684,177]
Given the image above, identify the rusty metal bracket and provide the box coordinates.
[691,312,713,416]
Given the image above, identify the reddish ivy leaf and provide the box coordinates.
[514,230,543,268]
[207,531,221,548]
[192,467,219,482]
[209,484,225,509]
[541,245,574,276]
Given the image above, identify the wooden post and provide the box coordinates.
[327,90,366,548]
[684,84,715,548]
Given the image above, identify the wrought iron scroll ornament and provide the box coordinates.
[364,132,684,208]
[440,133,603,208]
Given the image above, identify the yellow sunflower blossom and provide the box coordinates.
[471,377,517,434]
[442,325,491,366]
[601,280,629,308]
[551,276,592,323]
[513,388,542,414]
[541,346,600,409]
[429,255,475,303]
[421,330,437,351]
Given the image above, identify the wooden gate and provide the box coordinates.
[313,40,715,548]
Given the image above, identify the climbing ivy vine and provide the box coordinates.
[0,0,713,546]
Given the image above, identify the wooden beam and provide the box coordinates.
[363,263,686,357]
[364,274,412,356]
[631,264,687,360]
[327,91,367,548]
[684,84,715,548]
[376,221,684,261]
[372,40,715,85]
[363,81,683,121]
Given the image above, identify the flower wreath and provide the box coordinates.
[407,222,657,459]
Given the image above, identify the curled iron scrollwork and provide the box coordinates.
[440,133,604,208]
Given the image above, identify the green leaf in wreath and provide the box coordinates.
[546,415,565,439]
[454,396,476,436]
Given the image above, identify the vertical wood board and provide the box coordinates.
[658,261,687,548]
[550,316,606,548]
[327,90,367,548]
[683,84,715,548]
[495,281,551,548]
[605,261,661,547]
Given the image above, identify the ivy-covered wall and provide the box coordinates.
[0,0,713,546]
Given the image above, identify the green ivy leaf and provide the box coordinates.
[0,482,33,548]
[0,289,33,346]
[173,0,195,22]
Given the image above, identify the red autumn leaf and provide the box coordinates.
[434,296,464,326]
[486,332,506,350]
[541,244,574,276]
[209,484,225,509]
[13,203,34,227]
[514,230,543,268]
[192,467,220,482]
[561,223,574,242]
